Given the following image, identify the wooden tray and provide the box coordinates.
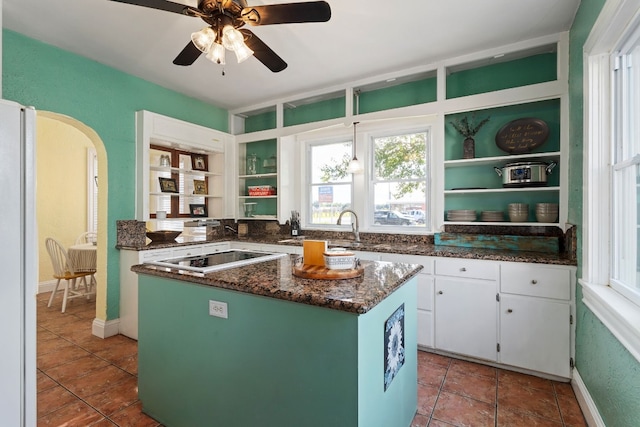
[292,264,364,280]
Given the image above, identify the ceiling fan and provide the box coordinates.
[109,0,332,72]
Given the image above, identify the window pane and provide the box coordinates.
[374,132,427,180]
[613,164,640,293]
[309,142,353,225]
[372,130,428,228]
[310,142,352,183]
[310,183,352,224]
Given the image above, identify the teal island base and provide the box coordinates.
[137,274,417,427]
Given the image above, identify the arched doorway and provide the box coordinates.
[36,111,108,323]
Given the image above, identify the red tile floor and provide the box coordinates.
[37,292,587,427]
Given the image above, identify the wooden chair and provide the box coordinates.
[75,231,97,245]
[45,238,96,313]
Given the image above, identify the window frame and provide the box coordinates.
[367,126,431,232]
[581,0,640,363]
[304,134,354,228]
[300,116,434,233]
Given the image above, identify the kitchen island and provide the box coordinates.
[132,255,423,427]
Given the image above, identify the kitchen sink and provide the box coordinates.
[148,250,286,273]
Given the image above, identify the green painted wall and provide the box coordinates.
[447,53,557,99]
[284,95,346,127]
[569,2,640,427]
[2,30,229,320]
[357,78,437,115]
[245,110,276,132]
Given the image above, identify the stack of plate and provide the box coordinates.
[535,203,559,222]
[447,209,477,221]
[481,211,504,222]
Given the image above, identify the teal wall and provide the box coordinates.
[2,30,229,320]
[447,53,557,99]
[284,95,346,127]
[357,78,437,115]
[569,2,640,427]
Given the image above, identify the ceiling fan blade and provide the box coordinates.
[173,41,203,66]
[108,0,191,14]
[240,29,287,72]
[241,1,331,26]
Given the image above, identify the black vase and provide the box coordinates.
[463,137,475,159]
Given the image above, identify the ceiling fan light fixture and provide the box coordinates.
[191,27,215,53]
[221,25,244,50]
[234,43,254,63]
[206,42,226,64]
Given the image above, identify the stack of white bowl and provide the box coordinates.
[508,203,529,222]
[535,203,559,222]
[447,209,477,221]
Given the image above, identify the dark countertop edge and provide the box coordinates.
[131,260,424,315]
[118,237,576,266]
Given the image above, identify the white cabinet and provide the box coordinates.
[119,241,231,339]
[499,295,570,377]
[380,253,434,348]
[434,275,498,361]
[431,257,575,377]
[499,262,574,378]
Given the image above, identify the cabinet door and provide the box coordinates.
[435,277,497,361]
[499,294,571,378]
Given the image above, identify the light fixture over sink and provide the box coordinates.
[347,121,363,174]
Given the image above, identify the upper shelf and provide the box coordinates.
[444,152,561,168]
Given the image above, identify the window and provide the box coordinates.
[611,28,640,305]
[307,140,353,225]
[582,0,640,362]
[370,130,429,228]
[86,148,98,232]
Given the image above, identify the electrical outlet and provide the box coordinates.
[209,300,228,319]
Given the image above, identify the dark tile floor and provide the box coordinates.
[37,292,587,427]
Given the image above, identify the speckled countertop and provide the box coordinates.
[131,255,423,314]
[120,235,576,266]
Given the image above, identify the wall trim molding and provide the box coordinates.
[38,279,58,294]
[572,369,606,427]
[92,318,119,339]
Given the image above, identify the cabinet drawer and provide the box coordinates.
[500,263,571,300]
[417,275,434,311]
[140,249,173,262]
[172,246,202,258]
[434,258,498,280]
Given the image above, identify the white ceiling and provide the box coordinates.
[2,0,580,111]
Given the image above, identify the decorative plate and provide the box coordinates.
[495,118,549,154]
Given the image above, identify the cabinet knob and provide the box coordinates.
[507,309,513,313]
[460,267,466,272]
[438,290,443,295]
[531,279,538,284]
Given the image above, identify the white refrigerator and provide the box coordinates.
[0,99,37,426]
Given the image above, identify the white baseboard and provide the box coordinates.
[38,279,58,294]
[572,369,606,427]
[92,318,120,339]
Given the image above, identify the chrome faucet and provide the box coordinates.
[224,225,238,235]
[337,209,360,243]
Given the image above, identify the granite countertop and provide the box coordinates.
[120,235,576,266]
[131,255,424,314]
